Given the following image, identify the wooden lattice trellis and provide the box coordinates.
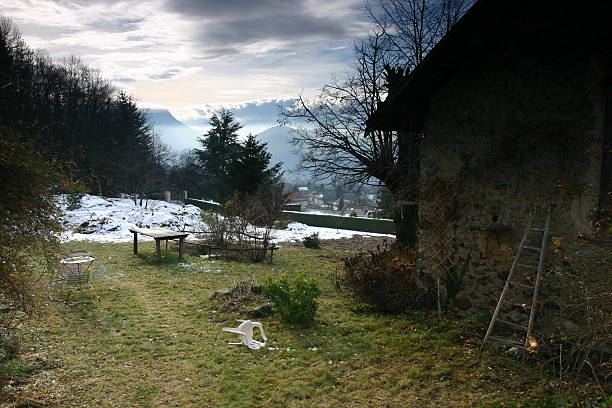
[422,177,458,310]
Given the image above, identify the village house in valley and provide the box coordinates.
[369,0,611,313]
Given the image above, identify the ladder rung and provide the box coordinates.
[483,204,550,348]
[509,281,534,289]
[497,319,528,331]
[516,263,536,269]
[503,300,531,309]
[522,246,540,251]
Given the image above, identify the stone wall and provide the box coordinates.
[416,41,606,315]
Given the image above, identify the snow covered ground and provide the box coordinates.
[270,221,392,243]
[60,195,393,244]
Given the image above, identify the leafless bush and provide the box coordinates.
[340,244,437,313]
[213,277,266,314]
[543,238,611,388]
[198,181,287,263]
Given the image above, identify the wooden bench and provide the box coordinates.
[183,240,278,263]
[129,227,189,262]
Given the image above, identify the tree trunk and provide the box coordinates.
[392,128,421,248]
[394,202,418,247]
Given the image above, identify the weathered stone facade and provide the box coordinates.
[369,0,611,319]
[418,45,606,312]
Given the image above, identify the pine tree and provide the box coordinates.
[228,133,282,196]
[195,109,242,201]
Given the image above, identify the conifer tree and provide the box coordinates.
[195,109,242,201]
[195,110,284,202]
[228,133,282,196]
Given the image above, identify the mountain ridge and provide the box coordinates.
[145,107,302,179]
[145,109,201,152]
[256,125,301,177]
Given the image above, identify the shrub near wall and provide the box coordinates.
[341,245,437,313]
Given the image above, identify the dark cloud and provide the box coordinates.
[125,35,148,42]
[200,13,346,45]
[164,0,304,19]
[165,0,356,48]
[200,47,241,59]
[87,16,145,33]
[51,0,125,6]
[15,23,79,37]
[149,68,183,80]
[112,75,136,83]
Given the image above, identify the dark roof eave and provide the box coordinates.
[367,0,491,131]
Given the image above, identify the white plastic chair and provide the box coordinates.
[222,320,267,350]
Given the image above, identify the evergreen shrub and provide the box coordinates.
[262,274,320,324]
[303,233,321,249]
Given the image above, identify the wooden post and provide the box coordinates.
[178,237,185,262]
[155,239,161,262]
[133,232,138,255]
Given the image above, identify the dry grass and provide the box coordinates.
[0,242,605,407]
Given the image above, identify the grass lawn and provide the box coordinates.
[0,242,605,407]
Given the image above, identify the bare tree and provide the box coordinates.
[282,0,475,245]
[364,0,474,71]
[284,31,395,186]
[283,31,420,244]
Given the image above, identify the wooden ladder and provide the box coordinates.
[482,204,552,348]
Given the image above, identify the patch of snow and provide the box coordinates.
[60,194,202,243]
[285,210,392,221]
[189,198,220,205]
[59,195,393,243]
[269,222,392,243]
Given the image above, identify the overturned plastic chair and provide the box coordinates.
[222,320,267,350]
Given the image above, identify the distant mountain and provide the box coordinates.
[172,99,296,137]
[256,125,304,179]
[143,107,308,180]
[145,109,201,152]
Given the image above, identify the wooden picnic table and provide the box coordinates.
[129,227,189,262]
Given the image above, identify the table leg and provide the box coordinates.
[155,239,161,262]
[133,232,138,255]
[178,237,185,262]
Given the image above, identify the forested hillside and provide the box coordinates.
[0,18,168,198]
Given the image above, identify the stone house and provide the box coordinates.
[369,0,611,311]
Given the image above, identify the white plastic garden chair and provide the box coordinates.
[222,320,267,350]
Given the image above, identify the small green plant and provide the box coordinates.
[0,360,36,378]
[0,333,20,362]
[302,233,321,249]
[262,273,320,324]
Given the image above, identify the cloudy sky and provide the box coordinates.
[1,0,369,119]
